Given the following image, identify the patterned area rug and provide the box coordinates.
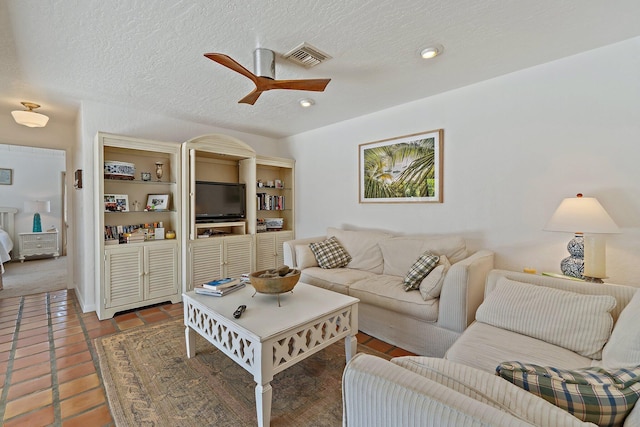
[95,319,389,427]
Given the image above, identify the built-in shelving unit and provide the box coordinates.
[180,135,295,289]
[95,133,182,320]
[93,132,296,317]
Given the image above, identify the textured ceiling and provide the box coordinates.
[2,0,640,138]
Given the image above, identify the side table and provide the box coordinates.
[18,231,60,262]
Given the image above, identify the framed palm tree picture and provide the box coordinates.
[359,129,443,203]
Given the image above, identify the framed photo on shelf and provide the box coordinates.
[104,194,129,212]
[0,168,12,185]
[146,194,170,211]
[359,129,443,204]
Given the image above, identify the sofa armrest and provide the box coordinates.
[342,353,536,427]
[438,250,494,333]
[283,236,325,268]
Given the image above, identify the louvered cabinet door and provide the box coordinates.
[190,240,224,289]
[105,246,144,308]
[223,235,253,278]
[145,242,179,300]
[255,233,276,271]
[255,231,294,271]
[275,231,293,267]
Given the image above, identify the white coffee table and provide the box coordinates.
[183,282,359,427]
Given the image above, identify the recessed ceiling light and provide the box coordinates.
[299,98,314,108]
[420,44,444,59]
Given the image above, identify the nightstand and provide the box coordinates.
[18,231,60,262]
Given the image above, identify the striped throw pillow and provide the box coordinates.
[309,236,352,269]
[497,362,640,426]
[403,252,439,291]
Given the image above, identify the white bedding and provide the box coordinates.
[0,228,13,273]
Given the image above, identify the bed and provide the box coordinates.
[0,207,18,274]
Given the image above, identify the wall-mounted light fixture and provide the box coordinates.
[11,102,49,128]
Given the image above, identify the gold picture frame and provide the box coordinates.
[359,129,443,203]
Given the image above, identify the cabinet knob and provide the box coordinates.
[36,236,42,240]
[37,244,42,248]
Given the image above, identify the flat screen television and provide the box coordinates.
[195,181,246,223]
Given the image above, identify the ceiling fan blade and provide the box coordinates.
[238,89,263,105]
[268,78,331,92]
[204,53,258,83]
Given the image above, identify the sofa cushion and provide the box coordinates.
[349,275,438,322]
[403,253,439,291]
[496,361,640,427]
[295,244,319,269]
[445,322,593,374]
[476,277,616,359]
[300,267,376,295]
[309,236,352,269]
[602,289,640,370]
[326,227,392,273]
[378,236,467,276]
[419,255,451,300]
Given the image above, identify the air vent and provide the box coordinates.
[283,43,332,68]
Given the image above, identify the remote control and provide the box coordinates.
[233,305,246,319]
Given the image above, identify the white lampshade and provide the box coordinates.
[11,102,49,128]
[24,200,51,214]
[544,194,619,234]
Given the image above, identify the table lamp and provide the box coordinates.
[24,200,50,232]
[544,193,619,282]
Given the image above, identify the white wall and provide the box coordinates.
[280,36,640,286]
[74,100,280,312]
[0,144,65,237]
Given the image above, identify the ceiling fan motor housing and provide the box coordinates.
[254,48,276,79]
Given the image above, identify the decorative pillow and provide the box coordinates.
[419,255,451,300]
[476,277,616,359]
[602,290,640,369]
[309,236,352,269]
[496,361,640,426]
[402,252,439,291]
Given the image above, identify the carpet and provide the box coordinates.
[95,319,390,427]
[0,256,68,298]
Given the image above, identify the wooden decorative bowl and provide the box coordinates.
[249,269,300,295]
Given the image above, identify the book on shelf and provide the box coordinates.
[202,277,241,291]
[194,282,245,297]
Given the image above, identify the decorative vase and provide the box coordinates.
[155,162,164,181]
[560,234,584,278]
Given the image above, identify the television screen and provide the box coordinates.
[195,181,246,222]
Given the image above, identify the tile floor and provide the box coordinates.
[0,289,415,426]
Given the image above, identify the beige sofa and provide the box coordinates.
[342,270,640,426]
[283,227,494,357]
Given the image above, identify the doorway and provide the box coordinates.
[0,143,67,297]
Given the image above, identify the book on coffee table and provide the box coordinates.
[195,282,245,297]
[202,277,241,291]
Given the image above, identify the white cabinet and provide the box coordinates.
[102,242,179,319]
[18,231,59,262]
[95,132,182,320]
[255,231,293,271]
[189,235,252,288]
